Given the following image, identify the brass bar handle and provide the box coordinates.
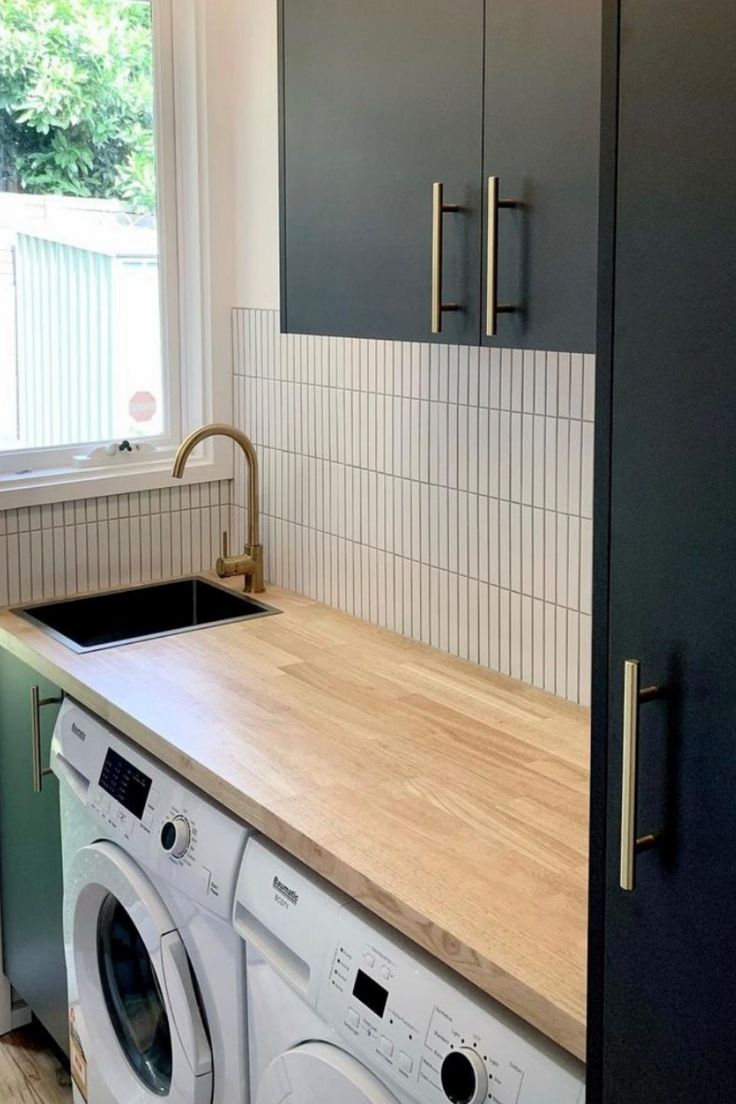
[620,660,661,891]
[431,182,461,335]
[486,176,520,337]
[31,686,63,793]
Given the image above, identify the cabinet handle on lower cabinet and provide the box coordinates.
[486,176,520,337]
[31,685,63,793]
[431,181,462,334]
[620,659,662,891]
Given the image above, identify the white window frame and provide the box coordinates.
[0,0,232,509]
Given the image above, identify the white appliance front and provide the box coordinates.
[66,841,211,1104]
[256,1042,400,1104]
[52,698,251,1104]
[236,836,585,1104]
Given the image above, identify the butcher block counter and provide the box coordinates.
[0,579,589,1060]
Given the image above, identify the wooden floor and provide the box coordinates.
[0,1024,71,1103]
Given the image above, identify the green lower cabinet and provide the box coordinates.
[0,648,67,1053]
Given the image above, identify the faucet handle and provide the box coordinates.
[221,530,229,559]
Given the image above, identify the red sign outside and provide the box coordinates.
[129,391,157,423]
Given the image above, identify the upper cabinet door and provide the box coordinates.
[279,0,485,345]
[482,0,601,352]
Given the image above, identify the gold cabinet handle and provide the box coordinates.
[31,685,63,793]
[486,176,520,337]
[620,660,662,891]
[431,182,462,334]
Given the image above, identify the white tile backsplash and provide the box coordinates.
[0,306,592,708]
[0,482,231,608]
[232,309,594,706]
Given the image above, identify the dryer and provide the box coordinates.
[51,699,251,1104]
[234,836,585,1104]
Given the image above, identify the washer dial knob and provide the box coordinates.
[440,1048,488,1104]
[160,816,191,858]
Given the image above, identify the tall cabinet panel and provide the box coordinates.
[482,0,601,352]
[0,650,67,1052]
[279,0,485,344]
[589,1,736,1100]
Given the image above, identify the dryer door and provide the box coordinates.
[67,841,212,1104]
[256,1042,400,1104]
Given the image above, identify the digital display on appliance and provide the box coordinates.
[99,749,152,819]
[352,969,388,1018]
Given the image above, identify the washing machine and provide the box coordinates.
[233,836,585,1104]
[51,698,252,1104]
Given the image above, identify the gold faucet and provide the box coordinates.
[171,423,264,593]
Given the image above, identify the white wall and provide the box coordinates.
[226,0,280,309]
[202,0,239,390]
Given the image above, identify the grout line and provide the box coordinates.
[257,506,585,614]
[250,443,592,522]
[238,371,596,422]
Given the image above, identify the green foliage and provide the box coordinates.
[0,0,155,213]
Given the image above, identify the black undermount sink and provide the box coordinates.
[14,577,280,653]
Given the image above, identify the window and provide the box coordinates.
[0,0,228,505]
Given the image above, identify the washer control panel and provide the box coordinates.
[318,907,584,1104]
[51,699,249,920]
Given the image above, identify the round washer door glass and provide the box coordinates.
[97,892,172,1096]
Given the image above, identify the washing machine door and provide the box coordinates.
[67,840,212,1104]
[256,1041,401,1104]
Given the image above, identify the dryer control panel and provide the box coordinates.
[318,907,584,1104]
[235,836,584,1104]
[51,699,249,920]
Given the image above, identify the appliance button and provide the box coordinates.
[380,964,391,980]
[346,1009,360,1031]
[201,867,212,895]
[142,788,160,829]
[399,1052,413,1074]
[365,953,375,968]
[379,1037,394,1059]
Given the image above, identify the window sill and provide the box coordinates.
[0,449,233,510]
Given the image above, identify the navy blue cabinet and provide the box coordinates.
[482,0,600,352]
[589,1,736,1099]
[279,0,600,352]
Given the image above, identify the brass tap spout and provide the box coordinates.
[172,423,264,593]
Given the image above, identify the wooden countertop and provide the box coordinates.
[0,580,589,1060]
